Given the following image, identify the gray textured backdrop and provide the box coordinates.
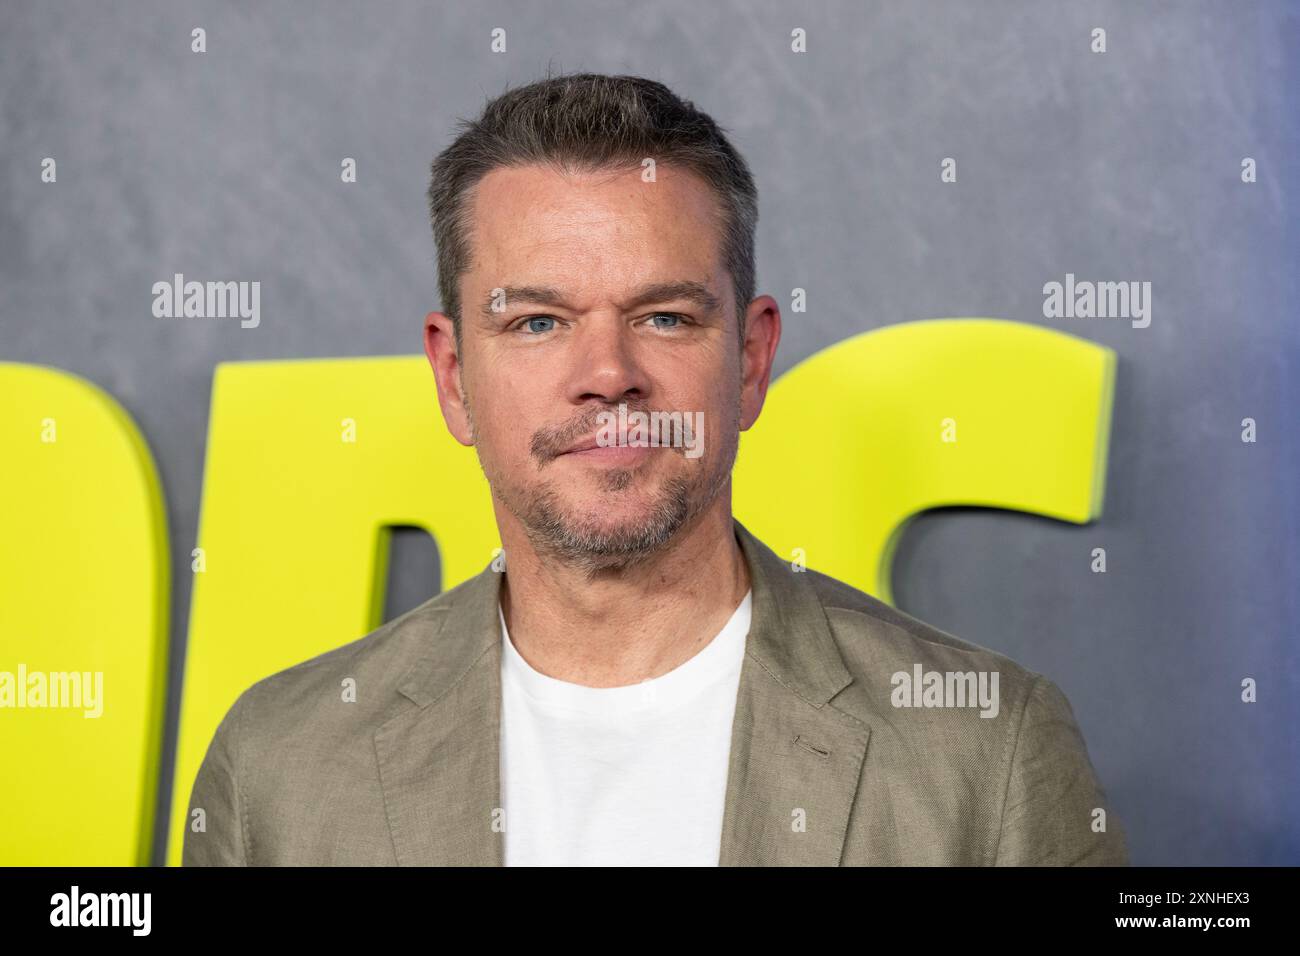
[2,0,1297,866]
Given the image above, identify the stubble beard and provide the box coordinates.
[467,391,740,576]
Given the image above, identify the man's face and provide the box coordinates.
[425,162,775,572]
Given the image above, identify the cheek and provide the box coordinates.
[700,363,742,412]
[475,398,539,462]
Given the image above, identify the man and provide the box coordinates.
[184,72,1127,866]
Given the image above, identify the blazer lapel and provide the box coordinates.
[719,521,872,866]
[374,564,505,866]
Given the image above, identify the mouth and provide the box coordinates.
[558,434,603,456]
[557,436,657,466]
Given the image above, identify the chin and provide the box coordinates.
[565,500,667,534]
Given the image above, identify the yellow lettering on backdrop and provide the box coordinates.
[0,363,169,865]
[165,357,499,865]
[733,319,1116,603]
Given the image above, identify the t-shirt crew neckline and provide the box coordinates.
[499,589,752,717]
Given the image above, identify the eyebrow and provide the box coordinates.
[479,280,722,319]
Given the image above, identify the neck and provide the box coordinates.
[496,496,751,688]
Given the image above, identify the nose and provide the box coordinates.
[564,315,651,408]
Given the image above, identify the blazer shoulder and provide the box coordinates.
[793,564,1127,864]
[249,596,441,697]
[802,566,1034,682]
[229,571,488,740]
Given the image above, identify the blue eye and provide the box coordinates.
[650,313,682,329]
[522,316,555,333]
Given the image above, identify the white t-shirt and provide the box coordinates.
[499,590,752,866]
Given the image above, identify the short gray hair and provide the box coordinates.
[426,72,758,348]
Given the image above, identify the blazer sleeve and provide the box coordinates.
[993,674,1129,865]
[181,690,250,866]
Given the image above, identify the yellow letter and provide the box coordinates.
[166,357,497,864]
[0,363,168,865]
[734,319,1115,604]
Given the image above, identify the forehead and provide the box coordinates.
[462,163,726,290]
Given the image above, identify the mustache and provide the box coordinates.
[531,399,661,464]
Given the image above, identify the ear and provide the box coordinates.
[739,295,781,431]
[423,311,474,446]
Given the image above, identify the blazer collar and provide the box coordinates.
[374,518,869,865]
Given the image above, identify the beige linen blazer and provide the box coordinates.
[183,519,1128,866]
